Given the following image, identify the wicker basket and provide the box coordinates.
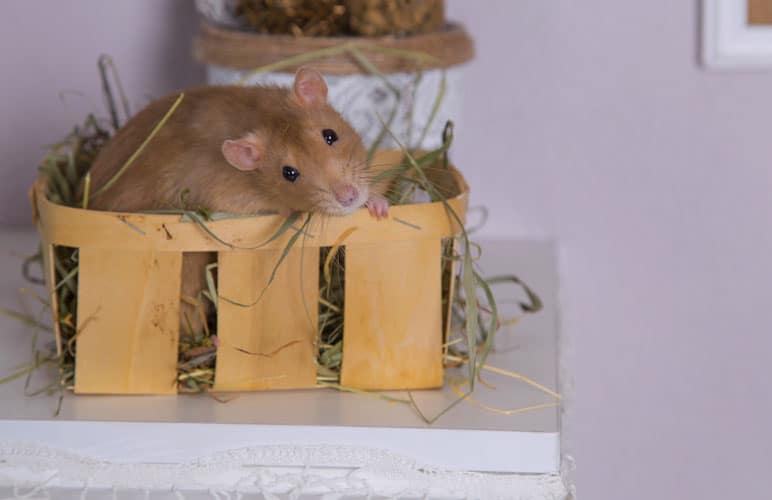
[29,151,468,395]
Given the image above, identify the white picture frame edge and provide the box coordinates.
[702,0,772,69]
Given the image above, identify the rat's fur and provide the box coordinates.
[84,68,378,336]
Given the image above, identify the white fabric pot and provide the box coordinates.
[207,65,465,151]
[194,0,467,150]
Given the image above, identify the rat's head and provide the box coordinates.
[221,67,370,216]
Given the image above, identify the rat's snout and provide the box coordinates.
[333,184,359,207]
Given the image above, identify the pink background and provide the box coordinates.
[2,1,772,498]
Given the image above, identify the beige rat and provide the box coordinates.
[84,67,389,335]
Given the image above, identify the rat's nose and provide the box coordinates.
[334,184,359,207]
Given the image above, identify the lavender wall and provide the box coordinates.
[0,0,204,220]
[2,1,772,499]
[447,2,772,499]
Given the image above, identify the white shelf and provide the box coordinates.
[0,227,562,476]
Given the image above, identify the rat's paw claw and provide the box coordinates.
[366,194,390,219]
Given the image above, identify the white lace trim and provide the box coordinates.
[0,441,567,499]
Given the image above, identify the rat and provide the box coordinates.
[82,67,390,336]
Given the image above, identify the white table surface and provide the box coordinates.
[0,227,563,480]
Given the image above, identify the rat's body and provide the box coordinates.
[87,86,296,214]
[84,68,388,335]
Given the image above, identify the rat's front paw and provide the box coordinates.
[365,194,390,219]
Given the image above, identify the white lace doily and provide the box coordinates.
[0,442,567,499]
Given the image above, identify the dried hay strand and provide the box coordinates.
[194,20,473,74]
[235,0,445,38]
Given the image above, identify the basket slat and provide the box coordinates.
[341,238,443,389]
[35,194,466,252]
[214,247,319,391]
[74,248,182,394]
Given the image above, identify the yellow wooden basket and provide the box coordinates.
[29,150,468,395]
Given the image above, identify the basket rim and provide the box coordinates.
[31,151,469,252]
[193,20,475,74]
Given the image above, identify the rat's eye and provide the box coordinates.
[282,166,300,182]
[322,129,338,146]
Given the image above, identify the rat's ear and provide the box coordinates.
[293,66,328,107]
[221,134,263,171]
